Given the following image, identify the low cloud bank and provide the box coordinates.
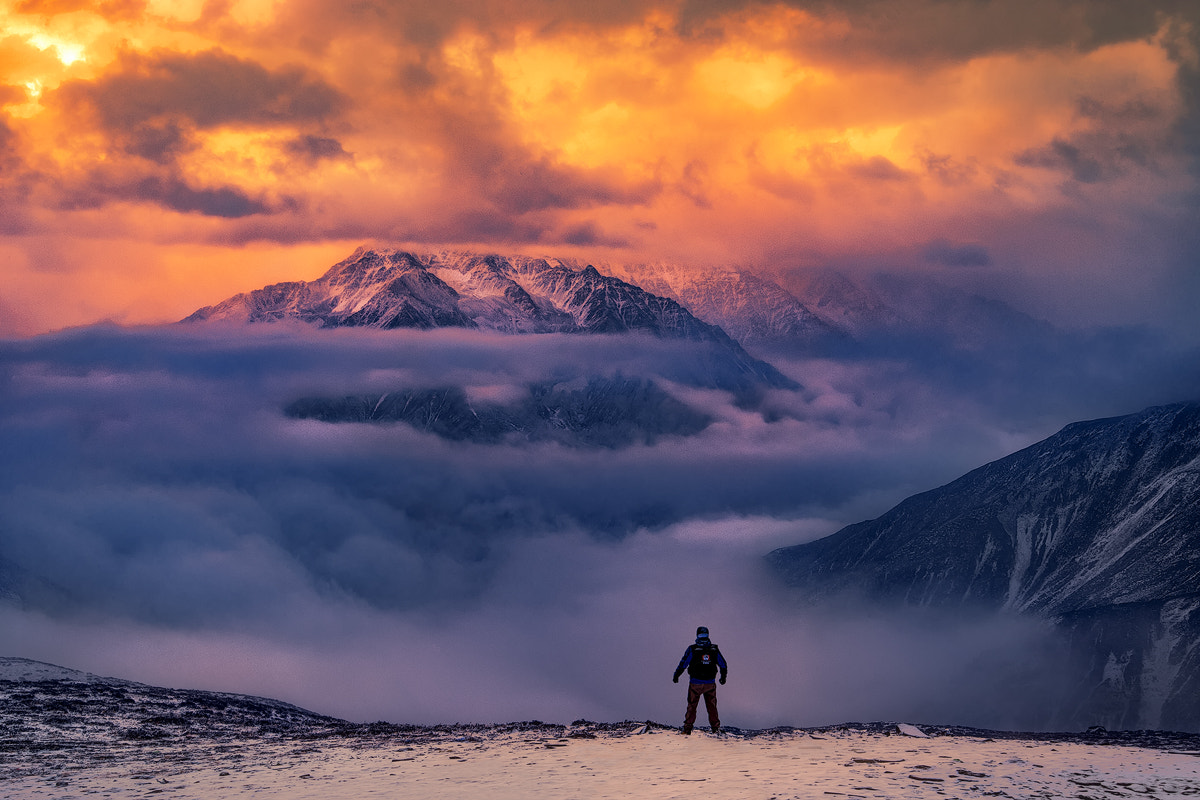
[0,323,1186,728]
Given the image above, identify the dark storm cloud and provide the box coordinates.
[845,155,910,183]
[127,177,270,218]
[54,48,347,132]
[1015,138,1109,184]
[484,156,658,215]
[282,134,352,164]
[119,119,194,165]
[917,149,978,186]
[678,0,1174,62]
[28,48,346,218]
[50,166,273,218]
[559,220,629,247]
[275,0,653,53]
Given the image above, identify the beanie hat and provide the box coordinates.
[696,626,710,639]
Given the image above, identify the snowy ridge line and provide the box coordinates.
[183,247,799,392]
[0,657,323,718]
[0,657,122,684]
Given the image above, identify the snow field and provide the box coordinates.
[7,729,1200,800]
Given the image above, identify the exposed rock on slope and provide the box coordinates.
[285,377,712,448]
[768,403,1200,614]
[768,402,1200,730]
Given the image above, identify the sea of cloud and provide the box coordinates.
[0,322,1194,729]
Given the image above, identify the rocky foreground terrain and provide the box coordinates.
[5,658,1200,798]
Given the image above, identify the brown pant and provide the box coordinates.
[683,682,720,730]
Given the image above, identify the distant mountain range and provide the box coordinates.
[604,261,1059,359]
[768,402,1200,731]
[186,248,795,391]
[185,248,818,446]
[186,246,1107,382]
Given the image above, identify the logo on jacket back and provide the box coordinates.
[688,643,720,680]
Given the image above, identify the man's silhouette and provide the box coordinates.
[672,625,728,734]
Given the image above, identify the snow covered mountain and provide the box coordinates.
[605,261,1039,351]
[603,263,846,350]
[185,248,796,392]
[767,402,1200,730]
[185,246,1067,372]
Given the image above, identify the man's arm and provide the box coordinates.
[717,648,728,683]
[672,646,693,682]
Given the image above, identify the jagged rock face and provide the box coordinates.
[188,247,719,340]
[1053,598,1200,732]
[187,250,474,330]
[767,402,1200,730]
[432,253,731,341]
[185,248,796,392]
[767,402,1200,615]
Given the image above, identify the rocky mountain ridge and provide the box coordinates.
[185,248,795,392]
[603,262,847,349]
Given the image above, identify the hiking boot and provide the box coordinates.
[681,725,693,735]
[711,724,721,734]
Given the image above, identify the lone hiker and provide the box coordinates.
[672,625,728,734]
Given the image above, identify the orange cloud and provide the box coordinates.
[0,0,1196,335]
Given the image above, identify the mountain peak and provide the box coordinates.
[184,247,799,392]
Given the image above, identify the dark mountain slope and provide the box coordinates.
[768,402,1200,730]
[768,402,1200,615]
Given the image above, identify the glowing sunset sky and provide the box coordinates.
[1,0,1197,336]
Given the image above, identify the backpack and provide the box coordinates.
[687,643,721,681]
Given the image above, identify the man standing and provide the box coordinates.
[672,625,728,734]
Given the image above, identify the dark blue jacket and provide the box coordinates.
[673,638,728,684]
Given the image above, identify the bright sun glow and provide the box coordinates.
[25,32,87,66]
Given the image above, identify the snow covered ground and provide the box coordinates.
[5,658,1200,799]
[7,724,1200,800]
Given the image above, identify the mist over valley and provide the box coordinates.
[4,251,1200,731]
